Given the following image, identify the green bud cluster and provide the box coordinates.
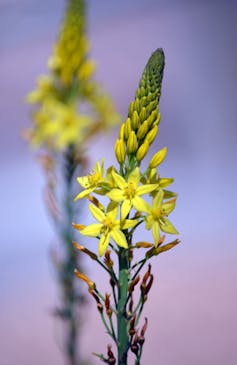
[114,49,165,167]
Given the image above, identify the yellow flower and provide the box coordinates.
[144,189,178,246]
[79,204,137,256]
[107,167,158,220]
[31,100,90,149]
[75,161,105,199]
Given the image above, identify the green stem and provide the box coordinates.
[117,248,130,365]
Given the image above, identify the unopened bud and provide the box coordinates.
[139,107,147,122]
[128,101,135,117]
[147,100,157,114]
[137,120,149,140]
[124,118,132,140]
[115,139,125,164]
[149,147,167,168]
[131,111,139,130]
[119,123,125,140]
[146,125,158,144]
[127,131,137,154]
[147,109,158,128]
[136,140,149,161]
[134,98,141,113]
[140,96,148,108]
[153,113,161,126]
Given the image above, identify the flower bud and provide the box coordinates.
[78,60,95,80]
[114,139,125,164]
[137,120,148,140]
[119,123,125,140]
[124,118,132,140]
[134,98,141,113]
[127,131,137,154]
[149,147,167,168]
[147,100,157,114]
[136,140,149,161]
[153,112,161,126]
[146,125,158,144]
[128,101,135,117]
[147,109,158,128]
[131,111,139,130]
[139,107,147,122]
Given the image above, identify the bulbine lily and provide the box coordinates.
[107,167,158,220]
[79,203,138,256]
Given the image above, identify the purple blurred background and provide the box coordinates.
[1,0,237,364]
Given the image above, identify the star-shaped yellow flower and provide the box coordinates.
[79,203,138,256]
[144,189,178,246]
[75,161,105,199]
[106,167,158,220]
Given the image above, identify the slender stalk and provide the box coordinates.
[59,146,84,365]
[117,248,130,365]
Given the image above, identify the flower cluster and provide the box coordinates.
[75,49,178,256]
[73,48,179,364]
[26,0,119,150]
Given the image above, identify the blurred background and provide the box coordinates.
[1,0,237,364]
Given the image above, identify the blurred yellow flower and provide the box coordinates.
[30,100,91,149]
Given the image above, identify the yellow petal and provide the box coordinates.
[74,188,94,200]
[112,170,127,189]
[160,217,179,234]
[89,204,105,223]
[98,234,110,256]
[152,221,160,246]
[159,178,174,188]
[153,189,164,208]
[162,199,176,215]
[107,189,124,202]
[128,167,140,186]
[80,224,102,237]
[121,199,132,220]
[145,215,153,230]
[132,196,150,213]
[137,184,158,196]
[122,219,138,230]
[106,203,119,221]
[110,229,128,249]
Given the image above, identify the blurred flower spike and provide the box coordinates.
[26,0,119,150]
[73,48,180,364]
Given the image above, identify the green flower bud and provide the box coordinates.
[139,107,147,122]
[126,131,137,154]
[149,147,167,168]
[134,98,141,113]
[147,109,158,128]
[136,140,149,161]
